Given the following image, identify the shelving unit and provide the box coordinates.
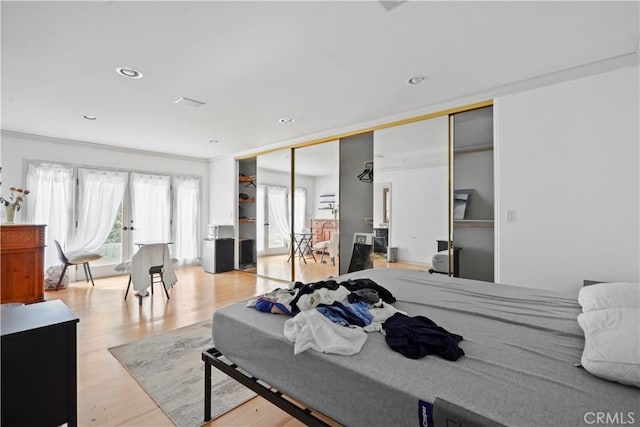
[452,106,495,282]
[318,194,335,210]
[238,159,257,272]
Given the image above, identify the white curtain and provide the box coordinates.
[289,188,307,233]
[130,173,171,245]
[69,168,127,253]
[256,184,266,255]
[267,186,290,247]
[25,163,74,268]
[173,176,200,264]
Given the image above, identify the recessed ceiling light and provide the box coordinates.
[278,118,295,124]
[83,115,97,120]
[116,67,143,79]
[407,76,427,85]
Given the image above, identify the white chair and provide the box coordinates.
[125,243,177,306]
[313,231,340,265]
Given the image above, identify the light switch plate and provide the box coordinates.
[506,210,516,222]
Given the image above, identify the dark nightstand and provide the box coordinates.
[1,300,79,427]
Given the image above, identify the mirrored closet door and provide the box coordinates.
[373,116,449,273]
[256,149,293,282]
[450,106,495,282]
[293,142,340,282]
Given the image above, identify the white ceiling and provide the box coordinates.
[1,1,638,161]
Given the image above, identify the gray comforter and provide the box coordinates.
[212,268,639,427]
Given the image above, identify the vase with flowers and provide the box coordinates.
[1,187,30,223]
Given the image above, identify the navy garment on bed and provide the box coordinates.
[382,313,464,361]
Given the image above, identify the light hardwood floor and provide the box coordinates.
[50,261,425,426]
[46,266,307,426]
[257,252,429,283]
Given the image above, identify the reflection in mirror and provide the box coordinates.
[373,116,449,272]
[374,182,391,227]
[256,149,292,282]
[383,187,390,224]
[293,141,340,282]
[373,182,391,258]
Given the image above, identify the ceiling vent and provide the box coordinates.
[174,97,206,108]
[378,1,407,12]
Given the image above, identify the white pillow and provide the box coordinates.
[578,282,639,312]
[577,308,640,388]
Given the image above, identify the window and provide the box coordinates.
[173,176,200,264]
[71,168,128,253]
[25,163,74,268]
[130,172,171,244]
[25,161,201,273]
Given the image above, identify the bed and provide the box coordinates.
[204,268,639,426]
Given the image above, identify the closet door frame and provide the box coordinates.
[235,100,494,280]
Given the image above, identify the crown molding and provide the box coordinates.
[1,130,209,163]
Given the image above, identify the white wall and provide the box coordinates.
[209,155,236,226]
[1,131,209,251]
[495,65,639,292]
[377,166,448,264]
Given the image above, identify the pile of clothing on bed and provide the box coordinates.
[247,278,464,360]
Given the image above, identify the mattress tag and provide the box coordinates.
[419,400,434,427]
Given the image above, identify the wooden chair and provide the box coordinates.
[53,240,102,290]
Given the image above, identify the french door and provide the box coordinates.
[89,203,132,278]
[90,173,172,278]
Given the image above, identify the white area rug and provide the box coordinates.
[109,321,255,426]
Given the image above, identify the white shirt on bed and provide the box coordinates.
[284,310,367,355]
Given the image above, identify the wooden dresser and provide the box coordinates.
[1,224,46,304]
[310,219,338,248]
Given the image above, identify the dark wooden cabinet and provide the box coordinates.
[1,300,79,427]
[1,224,46,304]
